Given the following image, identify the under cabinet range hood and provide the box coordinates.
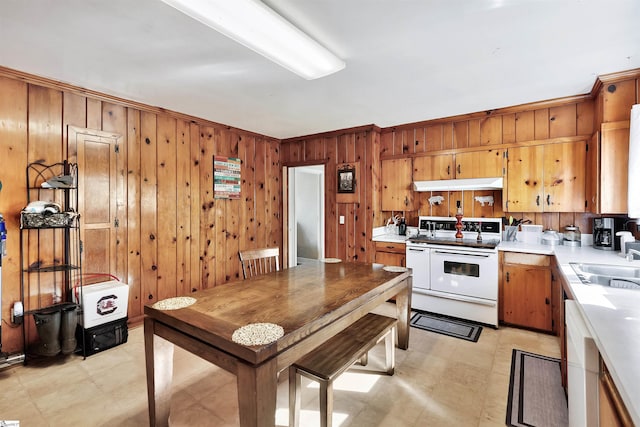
[413,177,503,192]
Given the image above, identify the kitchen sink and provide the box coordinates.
[569,263,640,290]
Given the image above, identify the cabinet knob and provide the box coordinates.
[545,297,550,305]
[506,271,510,282]
[457,164,461,175]
[447,165,451,176]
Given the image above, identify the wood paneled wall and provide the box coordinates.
[0,70,281,353]
[379,98,595,156]
[281,127,380,264]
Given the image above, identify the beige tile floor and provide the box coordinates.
[0,312,560,427]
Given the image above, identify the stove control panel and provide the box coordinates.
[418,216,502,237]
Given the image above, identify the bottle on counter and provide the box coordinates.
[398,217,406,236]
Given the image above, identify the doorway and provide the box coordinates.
[286,165,325,267]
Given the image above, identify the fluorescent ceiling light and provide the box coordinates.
[160,0,346,80]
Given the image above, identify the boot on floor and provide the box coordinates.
[32,307,61,356]
[60,302,78,355]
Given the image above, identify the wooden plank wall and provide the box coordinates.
[281,128,379,264]
[0,71,281,353]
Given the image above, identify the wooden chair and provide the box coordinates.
[289,313,397,427]
[238,247,280,279]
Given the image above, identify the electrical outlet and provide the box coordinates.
[339,215,345,224]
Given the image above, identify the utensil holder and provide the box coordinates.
[504,226,518,242]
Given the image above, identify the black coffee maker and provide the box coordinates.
[593,217,625,251]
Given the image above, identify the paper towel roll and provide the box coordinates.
[629,104,640,218]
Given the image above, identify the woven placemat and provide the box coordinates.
[320,258,342,263]
[232,323,284,346]
[152,296,197,310]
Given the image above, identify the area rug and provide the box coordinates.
[409,311,482,342]
[506,349,568,427]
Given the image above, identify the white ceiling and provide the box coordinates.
[1,1,639,139]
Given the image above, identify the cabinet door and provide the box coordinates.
[456,149,504,179]
[600,122,629,214]
[599,361,634,426]
[413,154,453,181]
[543,140,586,212]
[506,145,544,212]
[503,264,552,331]
[381,158,413,211]
[374,251,405,267]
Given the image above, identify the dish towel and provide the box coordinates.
[629,104,640,218]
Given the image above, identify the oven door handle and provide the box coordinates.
[407,247,427,252]
[431,250,492,258]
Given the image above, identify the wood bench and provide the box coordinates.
[288,313,397,427]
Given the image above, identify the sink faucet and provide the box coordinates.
[626,249,640,262]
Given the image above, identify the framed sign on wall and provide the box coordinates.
[214,156,241,199]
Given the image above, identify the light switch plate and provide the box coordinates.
[339,215,345,224]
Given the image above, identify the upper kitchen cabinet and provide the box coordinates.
[413,154,453,181]
[455,149,504,178]
[506,141,587,212]
[586,122,630,214]
[412,148,504,181]
[381,158,414,211]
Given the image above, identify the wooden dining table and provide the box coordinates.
[143,260,412,427]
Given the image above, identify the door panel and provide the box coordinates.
[69,127,119,283]
[544,141,586,212]
[506,145,543,212]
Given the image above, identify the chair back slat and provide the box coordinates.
[239,247,280,279]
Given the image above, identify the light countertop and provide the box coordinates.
[372,226,414,243]
[372,230,639,422]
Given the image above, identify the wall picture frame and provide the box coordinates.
[338,165,356,193]
[337,165,356,193]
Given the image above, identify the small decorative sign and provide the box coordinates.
[214,156,241,199]
[337,164,356,193]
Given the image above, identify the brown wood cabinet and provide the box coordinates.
[585,121,630,214]
[501,252,554,332]
[413,148,504,181]
[599,359,634,427]
[374,241,406,266]
[413,154,453,181]
[505,141,586,212]
[455,149,504,179]
[381,158,413,211]
[555,257,573,388]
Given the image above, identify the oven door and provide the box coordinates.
[429,248,498,300]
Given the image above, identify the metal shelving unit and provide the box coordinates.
[20,161,84,360]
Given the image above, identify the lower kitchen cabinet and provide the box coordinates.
[599,358,634,426]
[374,241,406,267]
[500,252,555,332]
[556,256,573,389]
